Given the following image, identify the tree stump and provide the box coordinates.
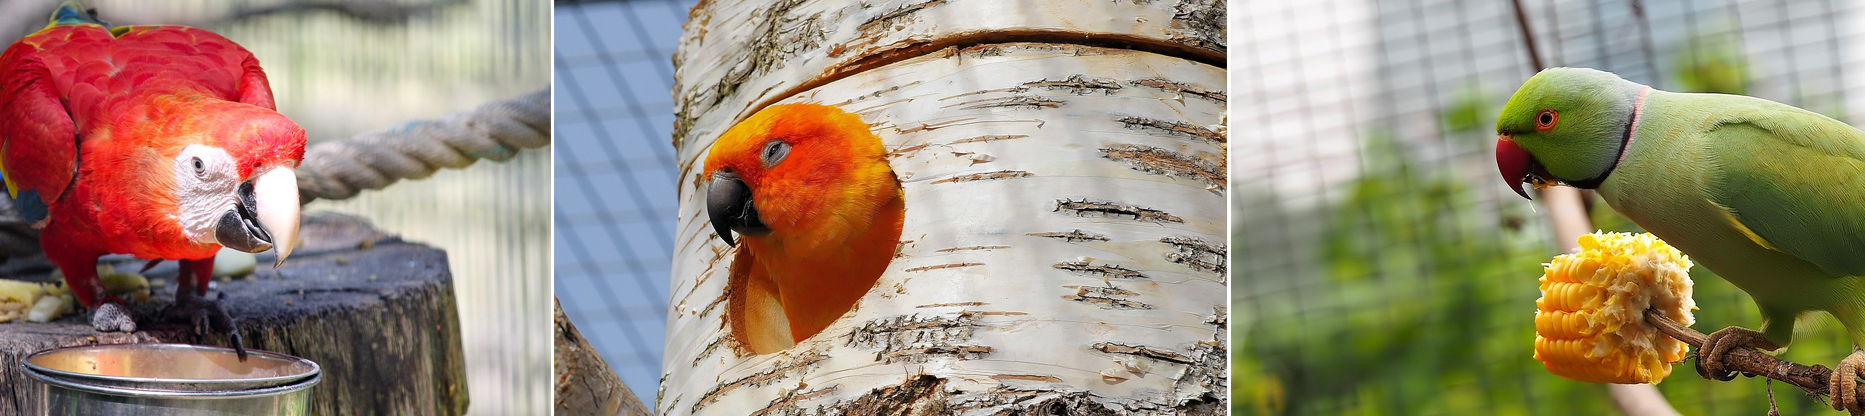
[0,212,469,415]
[663,0,1227,414]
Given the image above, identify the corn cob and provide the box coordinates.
[1534,231,1697,384]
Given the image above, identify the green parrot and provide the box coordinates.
[1496,67,1865,412]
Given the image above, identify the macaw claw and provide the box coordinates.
[89,299,136,333]
[166,291,246,361]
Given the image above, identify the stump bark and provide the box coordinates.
[0,212,469,415]
[663,0,1227,414]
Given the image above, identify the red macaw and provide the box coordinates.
[0,3,304,354]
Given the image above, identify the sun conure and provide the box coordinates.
[702,103,905,354]
[0,3,304,356]
[1496,67,1865,411]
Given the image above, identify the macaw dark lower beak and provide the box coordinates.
[706,169,770,247]
[216,167,300,266]
[1496,134,1536,200]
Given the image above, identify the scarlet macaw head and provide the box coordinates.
[161,99,305,265]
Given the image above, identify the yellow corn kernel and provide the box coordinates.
[1534,231,1696,384]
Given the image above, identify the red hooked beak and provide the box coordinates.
[1496,134,1535,200]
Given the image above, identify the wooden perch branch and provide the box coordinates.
[1644,309,1855,404]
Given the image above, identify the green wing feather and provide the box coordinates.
[1703,99,1865,277]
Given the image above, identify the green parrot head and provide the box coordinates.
[1495,67,1646,199]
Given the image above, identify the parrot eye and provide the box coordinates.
[760,140,791,167]
[191,157,206,177]
[1537,109,1558,131]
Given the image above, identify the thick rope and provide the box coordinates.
[296,89,551,203]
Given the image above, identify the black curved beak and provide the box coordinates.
[706,169,770,247]
[215,181,275,253]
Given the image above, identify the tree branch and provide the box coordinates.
[1644,309,1850,403]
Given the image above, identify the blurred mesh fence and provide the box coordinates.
[552,0,697,404]
[3,1,553,414]
[1235,0,1865,414]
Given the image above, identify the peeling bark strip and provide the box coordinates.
[1175,340,1228,403]
[1132,78,1226,102]
[699,290,730,318]
[1064,285,1154,310]
[821,375,955,416]
[1168,0,1226,53]
[692,351,829,413]
[1091,342,1193,365]
[1027,229,1112,242]
[930,170,1033,184]
[1024,74,1123,95]
[917,301,987,308]
[904,262,983,272]
[858,0,948,34]
[1161,236,1227,274]
[885,143,933,158]
[1054,199,1185,223]
[945,95,1065,110]
[693,334,726,367]
[1100,144,1225,188]
[990,374,1065,383]
[1116,116,1225,145]
[933,245,1011,252]
[949,134,1027,144]
[884,345,996,362]
[1054,261,1150,279]
[847,313,987,363]
[751,385,840,416]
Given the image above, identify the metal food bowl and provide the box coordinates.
[22,343,319,415]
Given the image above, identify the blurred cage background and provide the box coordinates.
[0,1,551,414]
[1236,0,1865,415]
[552,0,697,403]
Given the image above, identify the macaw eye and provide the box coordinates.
[1537,109,1558,131]
[191,157,206,177]
[760,140,790,167]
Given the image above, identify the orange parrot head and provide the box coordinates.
[701,103,906,349]
[702,103,901,252]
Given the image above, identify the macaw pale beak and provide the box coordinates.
[706,169,770,247]
[1496,134,1535,200]
[216,166,300,266]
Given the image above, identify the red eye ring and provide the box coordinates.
[1536,109,1558,131]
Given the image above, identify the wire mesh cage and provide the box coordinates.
[552,0,697,402]
[1235,0,1865,414]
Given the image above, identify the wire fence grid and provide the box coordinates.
[1236,0,1865,414]
[551,0,698,404]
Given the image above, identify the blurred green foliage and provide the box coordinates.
[1673,35,1748,95]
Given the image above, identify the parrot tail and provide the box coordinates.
[47,2,110,29]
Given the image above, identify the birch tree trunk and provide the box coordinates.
[665,0,1227,414]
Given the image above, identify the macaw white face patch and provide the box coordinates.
[172,144,240,245]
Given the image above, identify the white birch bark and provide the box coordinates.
[665,0,1226,414]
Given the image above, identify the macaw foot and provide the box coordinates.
[1694,326,1782,382]
[89,299,136,332]
[1830,350,1865,414]
[165,291,246,361]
